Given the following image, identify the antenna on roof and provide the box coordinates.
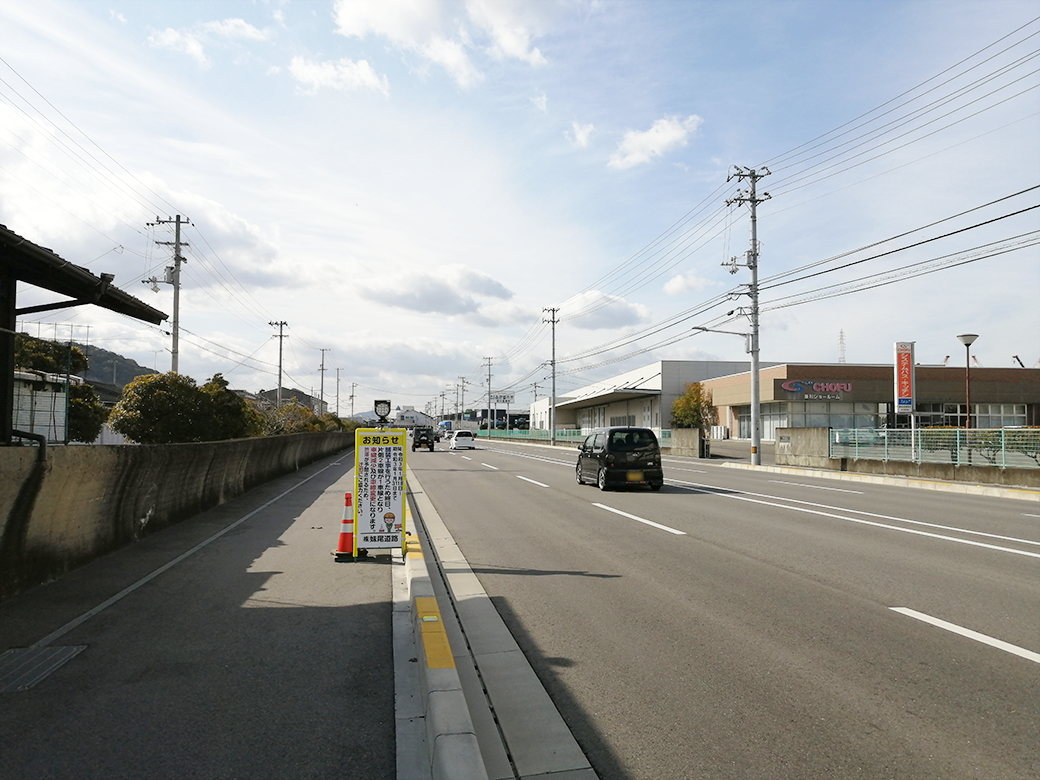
[940,355,949,366]
[1012,355,1025,368]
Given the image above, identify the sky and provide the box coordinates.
[2,0,1038,418]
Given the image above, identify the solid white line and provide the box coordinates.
[592,503,687,535]
[891,607,1040,664]
[516,475,549,487]
[1025,513,1040,518]
[669,478,1040,554]
[481,463,499,470]
[770,480,863,494]
[31,459,343,649]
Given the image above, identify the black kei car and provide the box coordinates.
[575,426,664,491]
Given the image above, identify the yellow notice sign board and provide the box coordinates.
[354,428,407,551]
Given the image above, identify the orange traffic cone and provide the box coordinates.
[332,492,354,561]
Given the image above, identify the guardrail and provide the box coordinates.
[830,428,1040,469]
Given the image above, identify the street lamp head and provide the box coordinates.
[957,333,978,347]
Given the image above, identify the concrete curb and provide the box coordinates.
[403,478,489,780]
[718,461,1040,501]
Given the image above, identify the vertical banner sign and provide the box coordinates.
[894,341,915,413]
[354,428,407,551]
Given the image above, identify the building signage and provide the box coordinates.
[492,393,515,404]
[894,342,915,412]
[780,380,853,400]
[354,428,407,551]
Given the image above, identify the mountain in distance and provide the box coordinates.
[76,343,159,389]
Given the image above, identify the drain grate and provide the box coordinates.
[0,646,87,692]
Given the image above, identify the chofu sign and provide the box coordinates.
[354,428,407,551]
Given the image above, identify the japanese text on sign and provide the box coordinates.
[354,428,407,550]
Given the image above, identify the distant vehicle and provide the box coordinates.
[576,426,663,491]
[449,430,475,450]
[412,426,435,452]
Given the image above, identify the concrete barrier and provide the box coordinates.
[0,433,352,600]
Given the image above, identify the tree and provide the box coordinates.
[201,374,262,439]
[67,383,108,443]
[14,333,88,375]
[265,400,323,434]
[671,382,718,432]
[109,373,215,444]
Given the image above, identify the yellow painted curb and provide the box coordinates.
[414,596,455,669]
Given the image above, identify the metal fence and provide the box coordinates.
[482,428,674,445]
[830,428,1040,469]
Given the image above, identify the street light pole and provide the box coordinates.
[957,334,978,428]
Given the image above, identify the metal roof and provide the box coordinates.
[1,224,167,324]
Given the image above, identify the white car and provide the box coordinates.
[449,430,475,450]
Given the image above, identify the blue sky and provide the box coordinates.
[2,0,1038,416]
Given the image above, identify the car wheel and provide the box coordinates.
[650,482,663,492]
[597,467,609,491]
[576,464,585,485]
[429,445,434,452]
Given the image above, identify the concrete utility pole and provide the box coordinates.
[318,348,329,415]
[335,368,341,416]
[148,215,189,373]
[725,167,770,466]
[350,382,356,419]
[542,307,559,447]
[459,377,468,423]
[484,357,493,438]
[269,321,287,408]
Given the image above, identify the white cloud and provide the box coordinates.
[110,11,126,24]
[663,272,714,296]
[149,28,209,68]
[561,291,650,330]
[569,121,594,147]
[421,36,483,88]
[358,264,513,316]
[531,93,547,112]
[147,18,269,69]
[333,0,548,88]
[609,115,703,169]
[288,56,390,95]
[201,19,269,41]
[467,0,548,66]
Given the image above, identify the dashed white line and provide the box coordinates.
[891,607,1040,664]
[482,463,499,470]
[592,503,686,535]
[770,480,863,493]
[517,475,549,487]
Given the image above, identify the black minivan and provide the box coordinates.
[576,427,664,491]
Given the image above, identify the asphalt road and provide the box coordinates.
[407,440,1039,780]
[0,453,396,780]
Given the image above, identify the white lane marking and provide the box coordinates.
[770,480,863,494]
[668,466,708,474]
[517,475,549,487]
[670,478,1040,549]
[592,503,687,535]
[482,463,499,470]
[1025,513,1040,518]
[31,459,342,649]
[891,607,1040,664]
[461,456,472,461]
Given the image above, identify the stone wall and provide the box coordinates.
[0,433,352,600]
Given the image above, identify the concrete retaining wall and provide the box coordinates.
[774,427,1039,488]
[667,428,706,457]
[0,433,352,600]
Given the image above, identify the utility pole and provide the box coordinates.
[335,368,341,416]
[318,348,329,415]
[269,321,287,408]
[484,357,493,438]
[459,377,468,423]
[147,215,189,373]
[725,166,770,466]
[543,307,559,447]
[350,382,356,418]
